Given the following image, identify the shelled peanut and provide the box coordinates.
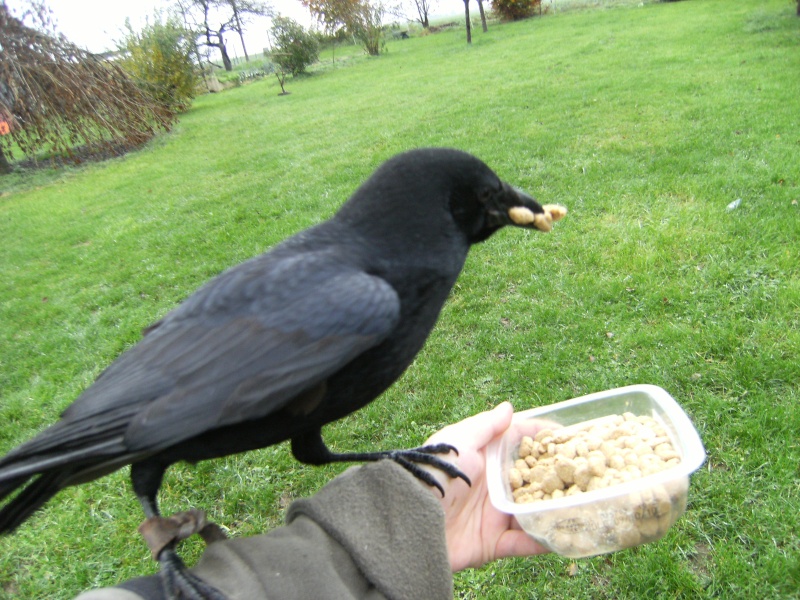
[509,412,681,504]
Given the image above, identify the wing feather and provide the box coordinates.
[19,252,399,462]
[117,262,399,451]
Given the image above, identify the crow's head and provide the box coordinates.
[337,148,566,247]
[437,148,566,244]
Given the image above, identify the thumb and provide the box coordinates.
[455,401,514,448]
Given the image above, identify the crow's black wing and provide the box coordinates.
[56,252,400,454]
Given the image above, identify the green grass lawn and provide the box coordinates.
[1,0,799,597]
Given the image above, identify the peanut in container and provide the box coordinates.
[486,385,706,558]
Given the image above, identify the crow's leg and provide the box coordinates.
[132,463,228,600]
[290,429,471,496]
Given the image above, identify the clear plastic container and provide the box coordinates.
[486,384,706,558]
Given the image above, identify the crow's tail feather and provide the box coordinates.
[0,473,29,503]
[0,470,69,534]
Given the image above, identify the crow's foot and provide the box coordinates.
[139,508,227,559]
[382,444,471,495]
[139,509,228,600]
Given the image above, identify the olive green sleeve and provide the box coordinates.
[192,460,453,600]
[76,460,453,600]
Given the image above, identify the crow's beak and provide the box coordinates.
[491,184,567,232]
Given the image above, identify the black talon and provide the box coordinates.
[388,447,472,487]
[417,443,461,457]
[390,455,447,496]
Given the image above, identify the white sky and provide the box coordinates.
[6,0,315,55]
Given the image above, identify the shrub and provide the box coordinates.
[491,0,541,21]
[351,2,386,56]
[117,15,199,113]
[270,17,320,76]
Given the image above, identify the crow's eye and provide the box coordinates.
[478,186,497,204]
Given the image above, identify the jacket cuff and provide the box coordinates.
[287,460,453,600]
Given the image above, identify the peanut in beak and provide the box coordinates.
[508,204,568,232]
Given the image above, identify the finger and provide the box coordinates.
[463,401,513,447]
[494,529,551,560]
[431,402,514,448]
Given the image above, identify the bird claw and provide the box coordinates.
[138,510,229,599]
[385,444,471,496]
[139,508,227,560]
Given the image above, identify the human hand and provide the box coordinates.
[422,402,550,572]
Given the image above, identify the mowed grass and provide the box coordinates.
[1,0,799,597]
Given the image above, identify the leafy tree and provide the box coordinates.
[302,0,385,56]
[118,14,200,113]
[270,16,320,76]
[302,0,360,36]
[0,2,173,173]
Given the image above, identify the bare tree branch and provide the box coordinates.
[0,2,174,172]
[173,0,271,71]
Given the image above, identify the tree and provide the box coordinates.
[269,63,290,95]
[0,2,174,173]
[301,0,356,63]
[302,0,360,36]
[302,0,385,56]
[227,0,271,61]
[476,0,487,33]
[118,14,200,113]
[175,0,271,71]
[463,0,471,43]
[461,0,487,43]
[270,16,320,76]
[409,0,436,28]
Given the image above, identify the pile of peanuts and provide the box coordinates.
[508,412,687,556]
[509,412,681,504]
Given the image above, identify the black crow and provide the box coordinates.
[0,148,565,598]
